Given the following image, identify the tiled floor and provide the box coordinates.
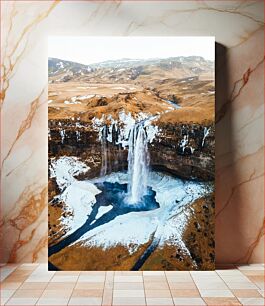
[0,264,264,305]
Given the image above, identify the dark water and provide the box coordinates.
[48,181,159,269]
[131,236,161,271]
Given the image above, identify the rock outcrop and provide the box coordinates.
[150,122,214,181]
[49,118,214,181]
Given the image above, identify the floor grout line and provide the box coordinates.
[0,264,264,306]
[101,271,107,306]
[165,270,175,305]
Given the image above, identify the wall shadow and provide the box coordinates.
[215,42,241,265]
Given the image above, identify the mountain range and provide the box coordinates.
[48,56,214,84]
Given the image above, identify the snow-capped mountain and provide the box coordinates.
[48,56,214,83]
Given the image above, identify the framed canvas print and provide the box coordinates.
[48,37,215,271]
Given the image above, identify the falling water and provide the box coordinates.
[100,125,108,176]
[127,124,150,204]
[202,127,210,147]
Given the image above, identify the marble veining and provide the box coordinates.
[0,0,264,264]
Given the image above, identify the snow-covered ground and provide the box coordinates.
[70,171,211,255]
[49,157,101,236]
[50,157,212,258]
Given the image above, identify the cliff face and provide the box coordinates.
[49,119,127,179]
[150,122,214,181]
[49,119,214,182]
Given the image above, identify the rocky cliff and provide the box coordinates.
[49,117,214,182]
[150,122,214,181]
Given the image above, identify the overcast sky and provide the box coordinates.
[48,36,215,65]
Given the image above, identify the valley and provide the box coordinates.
[48,55,215,271]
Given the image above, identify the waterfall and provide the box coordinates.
[100,125,108,176]
[202,127,210,147]
[127,124,150,204]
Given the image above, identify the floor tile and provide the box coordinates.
[114,275,143,283]
[173,297,206,305]
[3,275,28,283]
[105,271,115,277]
[169,282,197,289]
[104,272,114,289]
[36,264,49,269]
[0,270,15,282]
[258,290,264,297]
[255,282,264,290]
[12,289,43,298]
[219,275,250,282]
[104,281,114,290]
[112,296,146,305]
[144,282,169,290]
[50,275,78,282]
[71,289,103,297]
[19,264,39,270]
[78,275,105,282]
[191,271,217,277]
[80,271,105,275]
[68,297,102,305]
[192,276,223,281]
[115,271,142,276]
[241,270,264,276]
[145,290,172,298]
[167,275,193,283]
[1,297,10,305]
[170,289,200,297]
[0,282,22,290]
[168,278,194,283]
[226,282,258,289]
[199,289,234,297]
[45,282,75,290]
[247,275,264,283]
[114,282,144,290]
[0,289,15,299]
[232,289,262,298]
[55,271,80,275]
[102,289,112,306]
[238,297,265,305]
[40,289,72,298]
[195,282,228,290]
[143,271,165,276]
[0,266,19,282]
[203,297,241,305]
[0,264,20,268]
[6,297,38,305]
[1,263,264,305]
[11,270,35,276]
[19,282,48,290]
[28,270,54,277]
[144,276,167,283]
[75,282,104,290]
[165,271,190,276]
[113,289,145,297]
[146,297,174,305]
[37,298,70,305]
[25,276,54,283]
[216,269,245,276]
[237,264,264,271]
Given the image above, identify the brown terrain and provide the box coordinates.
[48,56,215,270]
[48,193,214,271]
[141,193,215,271]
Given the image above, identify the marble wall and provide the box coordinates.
[1,1,264,264]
